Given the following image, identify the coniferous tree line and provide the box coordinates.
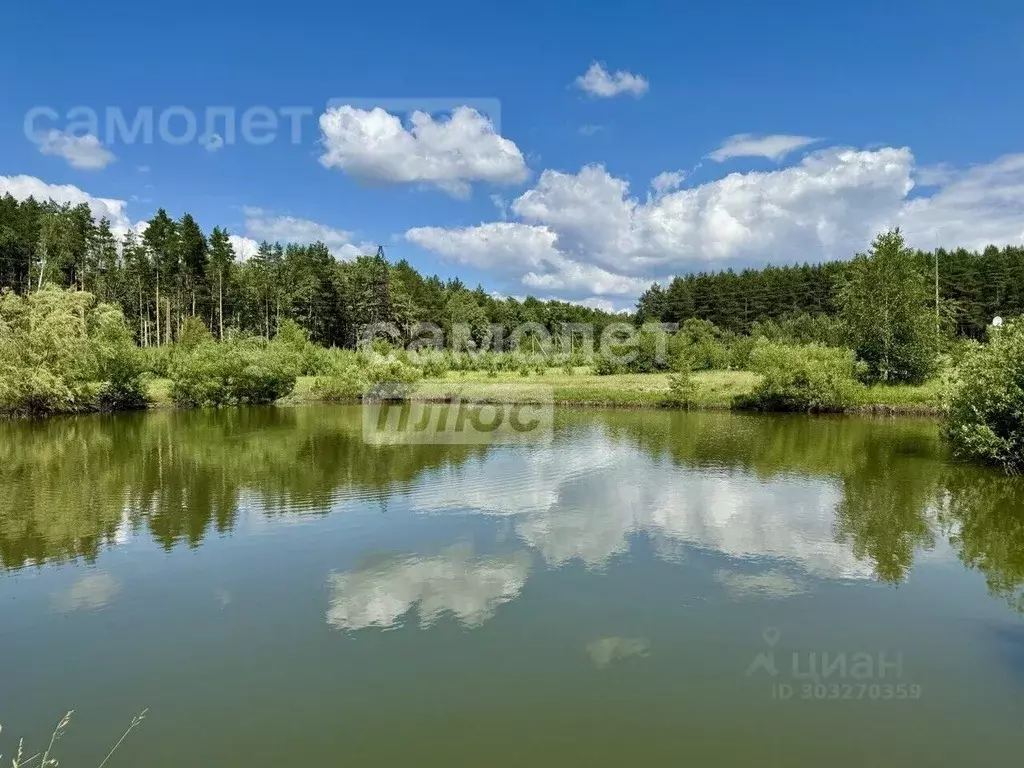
[637,246,1024,339]
[0,195,618,348]
[4,193,1022,345]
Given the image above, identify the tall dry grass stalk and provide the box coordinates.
[0,709,147,767]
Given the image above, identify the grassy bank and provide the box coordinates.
[148,368,945,413]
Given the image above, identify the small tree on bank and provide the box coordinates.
[839,229,941,384]
[945,320,1024,473]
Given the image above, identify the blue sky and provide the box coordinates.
[2,0,1022,310]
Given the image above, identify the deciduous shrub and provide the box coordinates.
[419,353,451,379]
[313,355,422,401]
[170,337,298,407]
[944,319,1024,472]
[140,344,175,377]
[0,287,147,416]
[593,353,625,375]
[725,333,757,370]
[178,316,214,352]
[312,365,366,401]
[595,326,674,375]
[91,303,148,411]
[365,357,423,398]
[669,319,729,371]
[735,341,865,412]
[663,365,696,409]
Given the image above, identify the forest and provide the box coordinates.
[0,195,618,348]
[635,246,1024,339]
[3,193,1024,344]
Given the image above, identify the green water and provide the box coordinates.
[1,406,1022,766]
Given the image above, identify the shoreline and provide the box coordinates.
[3,370,948,420]
[141,395,945,416]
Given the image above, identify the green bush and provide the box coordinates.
[91,304,149,411]
[169,343,229,406]
[944,320,1024,471]
[418,353,451,379]
[594,353,625,375]
[274,318,339,375]
[669,319,729,371]
[0,288,95,415]
[312,366,367,401]
[178,316,214,352]
[663,366,696,409]
[736,341,865,412]
[140,344,175,377]
[365,357,422,398]
[626,326,673,373]
[170,338,298,407]
[0,287,147,416]
[314,355,423,401]
[725,333,757,370]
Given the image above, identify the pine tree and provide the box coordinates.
[178,213,208,319]
[143,209,179,344]
[207,227,235,340]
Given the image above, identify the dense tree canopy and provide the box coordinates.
[839,229,942,384]
[3,193,1021,350]
[0,195,619,349]
[637,243,1024,339]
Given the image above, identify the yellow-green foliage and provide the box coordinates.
[312,351,423,401]
[170,337,299,407]
[0,287,146,416]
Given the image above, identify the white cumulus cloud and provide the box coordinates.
[405,221,650,297]
[406,222,559,271]
[318,105,529,197]
[651,170,686,196]
[228,234,260,261]
[35,130,116,170]
[404,147,929,300]
[0,174,132,232]
[242,206,371,259]
[897,153,1024,250]
[708,133,819,162]
[574,62,649,98]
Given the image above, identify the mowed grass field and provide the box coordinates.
[148,368,946,412]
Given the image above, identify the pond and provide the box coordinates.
[1,406,1022,766]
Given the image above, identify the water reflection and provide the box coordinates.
[0,407,481,569]
[51,571,119,613]
[585,636,651,669]
[325,544,531,631]
[939,468,1024,612]
[712,568,809,599]
[409,446,872,578]
[1,406,1023,614]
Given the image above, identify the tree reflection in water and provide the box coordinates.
[0,406,1021,612]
